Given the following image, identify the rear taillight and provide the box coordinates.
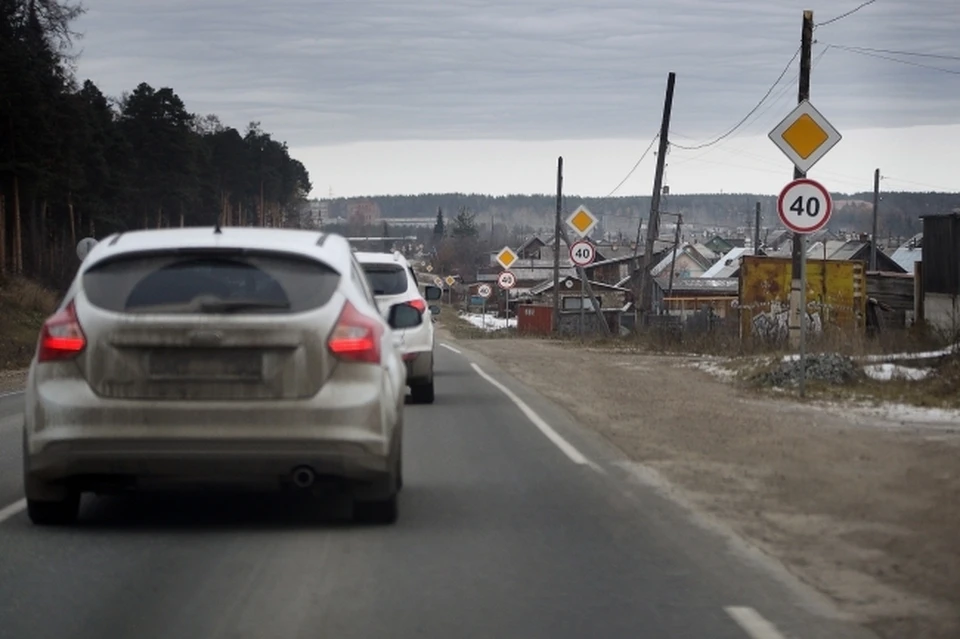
[38,300,86,362]
[327,300,383,364]
[408,298,427,314]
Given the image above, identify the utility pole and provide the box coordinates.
[552,157,563,332]
[636,71,677,318]
[870,168,880,271]
[666,213,683,304]
[788,9,814,374]
[754,201,762,253]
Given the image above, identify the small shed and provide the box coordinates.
[921,212,960,333]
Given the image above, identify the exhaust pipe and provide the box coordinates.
[291,466,316,489]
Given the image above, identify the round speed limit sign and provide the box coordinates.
[569,239,596,267]
[477,284,493,299]
[777,178,833,234]
[497,271,516,289]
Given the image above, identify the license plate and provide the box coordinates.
[148,349,263,381]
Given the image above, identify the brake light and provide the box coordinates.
[38,300,86,362]
[408,298,427,314]
[327,300,383,364]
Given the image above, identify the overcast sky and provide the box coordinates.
[73,0,960,197]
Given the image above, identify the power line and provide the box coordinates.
[671,46,801,151]
[826,45,960,62]
[815,0,877,28]
[831,44,960,75]
[603,134,659,197]
[668,45,830,168]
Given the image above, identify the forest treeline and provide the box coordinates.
[320,190,958,240]
[1,0,312,288]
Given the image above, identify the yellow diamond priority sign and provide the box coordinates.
[566,205,598,238]
[769,100,841,174]
[445,275,456,286]
[495,246,518,270]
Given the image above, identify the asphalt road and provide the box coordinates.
[0,345,878,639]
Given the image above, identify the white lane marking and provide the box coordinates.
[725,607,788,639]
[439,343,462,354]
[470,362,599,470]
[0,390,24,399]
[0,499,26,524]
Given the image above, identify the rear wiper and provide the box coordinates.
[195,299,291,313]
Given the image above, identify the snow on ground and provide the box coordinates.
[690,360,738,381]
[782,343,958,364]
[863,363,932,381]
[460,313,517,331]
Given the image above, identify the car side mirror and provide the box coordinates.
[429,305,440,315]
[388,303,424,329]
[424,285,443,301]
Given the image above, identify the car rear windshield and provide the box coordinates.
[82,251,340,314]
[361,263,408,296]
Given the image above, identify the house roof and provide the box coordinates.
[701,247,756,278]
[655,276,739,295]
[529,274,630,296]
[890,233,922,273]
[651,243,713,277]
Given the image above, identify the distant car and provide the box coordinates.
[22,227,411,526]
[354,251,443,404]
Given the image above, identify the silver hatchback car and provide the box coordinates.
[22,227,409,525]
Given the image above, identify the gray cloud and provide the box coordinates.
[74,0,960,146]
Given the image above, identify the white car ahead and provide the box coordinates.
[354,251,442,404]
[22,228,411,526]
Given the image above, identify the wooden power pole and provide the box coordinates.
[871,168,880,270]
[754,201,762,253]
[637,72,677,317]
[552,157,563,332]
[788,11,814,350]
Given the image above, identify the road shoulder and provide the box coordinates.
[443,333,960,639]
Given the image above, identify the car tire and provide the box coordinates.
[410,378,434,404]
[27,493,80,526]
[354,437,400,525]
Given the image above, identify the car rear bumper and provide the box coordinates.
[24,374,398,490]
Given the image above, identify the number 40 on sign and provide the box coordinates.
[777,178,833,234]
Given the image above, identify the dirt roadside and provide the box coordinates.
[451,335,960,639]
[0,369,27,395]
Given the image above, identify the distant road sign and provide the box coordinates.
[769,100,841,174]
[569,239,596,267]
[495,246,518,270]
[433,276,444,287]
[426,264,433,272]
[445,275,456,286]
[477,284,493,299]
[777,178,833,234]
[76,237,98,261]
[566,205,598,238]
[497,271,516,289]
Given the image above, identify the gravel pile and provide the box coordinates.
[757,353,861,387]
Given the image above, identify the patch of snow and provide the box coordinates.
[863,364,931,382]
[860,343,959,363]
[783,343,958,364]
[692,360,737,381]
[460,313,517,331]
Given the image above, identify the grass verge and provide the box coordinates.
[0,276,58,370]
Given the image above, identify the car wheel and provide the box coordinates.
[27,493,80,526]
[410,378,434,404]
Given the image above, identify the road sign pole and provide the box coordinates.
[557,223,610,338]
[579,291,585,340]
[799,235,807,397]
